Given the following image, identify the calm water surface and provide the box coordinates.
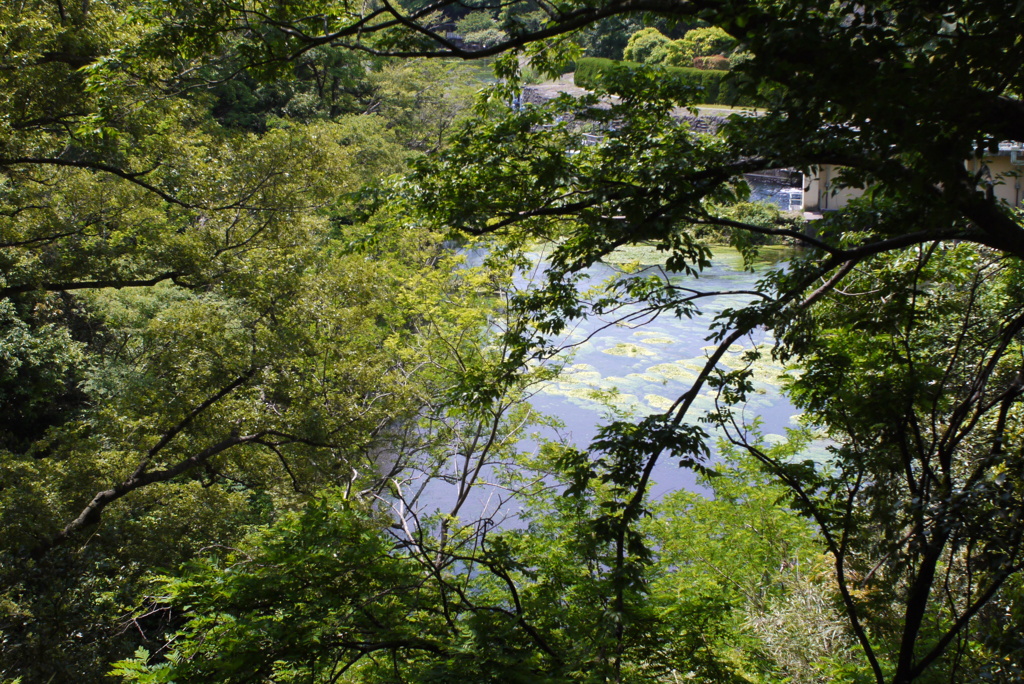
[416,244,811,522]
[524,246,799,498]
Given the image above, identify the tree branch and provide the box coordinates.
[1,272,183,299]
[32,432,266,558]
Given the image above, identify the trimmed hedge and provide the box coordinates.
[574,57,757,107]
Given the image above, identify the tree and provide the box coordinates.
[202,44,375,130]
[575,16,649,60]
[670,26,736,67]
[456,12,508,48]
[0,2,486,679]
[649,442,854,682]
[624,26,736,68]
[756,242,1024,682]
[326,0,1020,680]
[407,73,1023,680]
[622,28,673,65]
[113,434,829,683]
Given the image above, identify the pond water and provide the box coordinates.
[523,244,799,499]
[411,242,815,524]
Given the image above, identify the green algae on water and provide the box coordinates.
[645,363,698,383]
[602,342,657,358]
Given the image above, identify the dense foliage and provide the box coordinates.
[622,26,736,69]
[0,2,492,680]
[2,0,1024,683]
[573,57,753,106]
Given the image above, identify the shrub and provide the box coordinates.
[622,27,673,65]
[573,57,756,106]
[677,26,737,62]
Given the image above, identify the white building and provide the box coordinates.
[802,142,1024,212]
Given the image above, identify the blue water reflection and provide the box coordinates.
[524,247,798,500]
[412,245,814,525]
